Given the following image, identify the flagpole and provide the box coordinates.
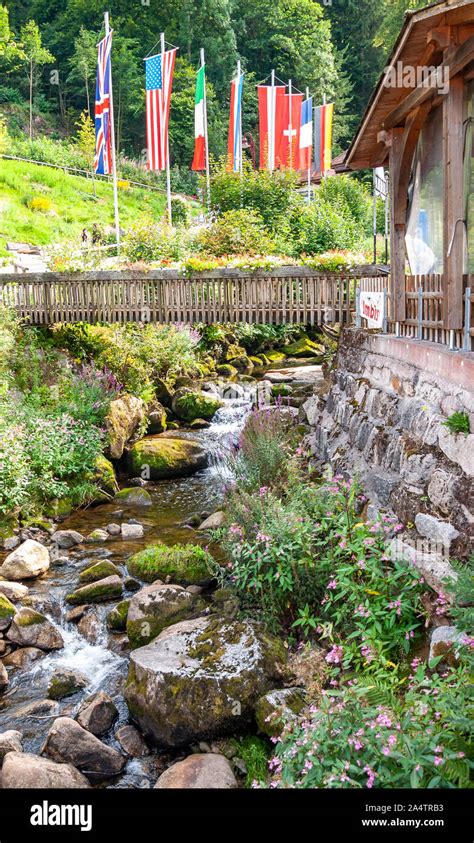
[200,48,211,210]
[104,11,120,247]
[237,60,243,177]
[306,86,311,204]
[161,31,172,225]
[288,79,292,170]
[269,69,275,172]
[373,169,377,264]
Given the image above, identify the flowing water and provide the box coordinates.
[0,384,255,786]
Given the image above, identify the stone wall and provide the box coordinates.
[302,329,474,589]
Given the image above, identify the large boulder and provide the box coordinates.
[124,616,286,747]
[0,539,50,580]
[7,608,64,651]
[283,336,325,359]
[2,752,90,788]
[0,730,23,764]
[47,669,88,700]
[51,530,84,550]
[0,581,29,602]
[127,435,208,479]
[106,394,146,460]
[171,389,223,424]
[126,543,213,585]
[76,691,118,736]
[155,753,237,789]
[66,575,123,605]
[126,583,204,648]
[42,717,125,779]
[79,560,122,585]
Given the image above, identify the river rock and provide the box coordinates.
[66,575,123,605]
[0,730,23,764]
[414,513,460,548]
[171,389,223,423]
[255,687,307,737]
[51,530,84,549]
[0,540,50,580]
[147,401,168,434]
[2,751,91,788]
[155,753,237,789]
[3,646,45,668]
[121,523,144,539]
[0,581,28,602]
[115,724,149,757]
[106,523,122,536]
[77,607,101,643]
[127,435,208,479]
[0,593,15,630]
[114,487,153,506]
[48,669,88,700]
[3,536,20,551]
[87,528,109,542]
[7,608,64,650]
[126,543,213,585]
[283,336,324,358]
[124,616,286,747]
[0,661,8,691]
[198,511,225,530]
[106,394,146,460]
[76,691,118,736]
[15,699,59,718]
[106,600,129,631]
[79,560,122,584]
[42,717,125,779]
[126,583,203,648]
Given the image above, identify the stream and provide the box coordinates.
[0,382,256,787]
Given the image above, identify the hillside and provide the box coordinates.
[0,157,170,258]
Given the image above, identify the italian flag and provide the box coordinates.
[191,64,206,171]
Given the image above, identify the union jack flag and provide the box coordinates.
[145,49,176,171]
[94,32,113,175]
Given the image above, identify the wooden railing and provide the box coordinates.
[0,267,379,327]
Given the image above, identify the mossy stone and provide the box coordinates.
[127,436,207,479]
[216,364,238,378]
[79,560,122,584]
[255,688,307,737]
[114,487,152,506]
[66,575,123,605]
[48,669,88,700]
[126,584,204,649]
[106,599,130,631]
[43,498,73,519]
[249,356,264,367]
[0,514,19,542]
[283,336,325,358]
[172,390,223,423]
[0,593,15,621]
[126,543,214,585]
[94,455,118,495]
[264,351,286,364]
[271,383,292,397]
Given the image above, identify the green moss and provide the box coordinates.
[79,560,122,584]
[172,391,223,423]
[0,513,19,541]
[43,497,73,519]
[283,336,325,358]
[66,576,123,605]
[127,543,213,584]
[48,672,87,700]
[114,487,152,506]
[15,608,44,627]
[264,351,286,364]
[216,364,238,378]
[271,383,292,398]
[106,599,130,631]
[0,593,15,620]
[249,356,264,367]
[94,454,118,495]
[127,437,206,479]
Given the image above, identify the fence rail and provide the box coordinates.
[0,268,375,326]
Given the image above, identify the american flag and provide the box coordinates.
[145,49,176,171]
[94,32,113,175]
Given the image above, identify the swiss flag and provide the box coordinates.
[281,92,303,170]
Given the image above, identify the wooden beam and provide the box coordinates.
[383,35,474,130]
[390,128,406,322]
[443,74,465,330]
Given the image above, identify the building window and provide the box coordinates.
[464,78,474,274]
[405,104,444,275]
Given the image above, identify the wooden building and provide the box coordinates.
[347,0,473,350]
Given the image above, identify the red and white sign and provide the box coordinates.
[360,291,385,328]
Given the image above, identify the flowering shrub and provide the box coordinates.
[264,657,473,789]
[197,209,276,257]
[230,404,298,493]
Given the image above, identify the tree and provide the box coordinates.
[373,0,426,52]
[75,109,95,166]
[0,4,24,70]
[19,19,54,139]
[67,27,98,115]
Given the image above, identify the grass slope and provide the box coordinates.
[0,158,168,257]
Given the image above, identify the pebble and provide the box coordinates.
[106,523,121,536]
[121,524,144,539]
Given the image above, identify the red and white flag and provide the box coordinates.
[145,48,176,171]
[281,92,302,169]
[258,84,286,170]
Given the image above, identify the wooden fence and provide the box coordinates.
[0,268,384,327]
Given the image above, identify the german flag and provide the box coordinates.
[313,102,334,175]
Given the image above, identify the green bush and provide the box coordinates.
[231,404,298,493]
[198,209,275,257]
[170,196,190,228]
[286,198,361,256]
[443,412,470,435]
[209,161,298,232]
[318,174,373,234]
[122,218,189,264]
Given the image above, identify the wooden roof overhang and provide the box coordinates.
[346,0,474,170]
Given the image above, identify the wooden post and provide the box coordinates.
[389,127,406,322]
[443,73,465,330]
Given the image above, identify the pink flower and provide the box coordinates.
[434,756,444,766]
[327,579,338,590]
[325,645,343,664]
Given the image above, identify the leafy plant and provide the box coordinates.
[197,208,276,257]
[443,412,470,435]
